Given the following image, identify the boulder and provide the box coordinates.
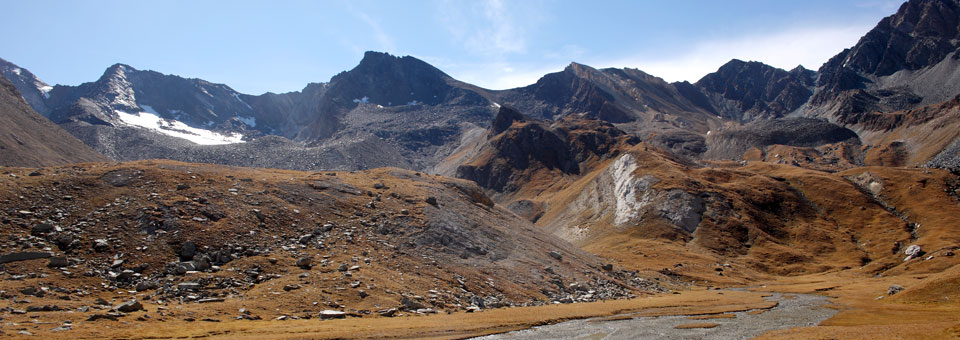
[904,245,923,261]
[93,239,110,252]
[175,262,197,274]
[0,252,52,264]
[401,296,426,310]
[114,300,143,313]
[297,257,313,269]
[31,222,56,236]
[549,251,563,261]
[318,310,346,319]
[888,284,904,295]
[180,242,197,260]
[115,269,136,281]
[378,308,398,317]
[47,256,69,268]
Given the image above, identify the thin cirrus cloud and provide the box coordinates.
[436,0,541,56]
[609,24,874,83]
[348,8,397,54]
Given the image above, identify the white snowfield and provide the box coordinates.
[115,110,245,145]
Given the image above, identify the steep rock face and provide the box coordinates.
[0,75,108,167]
[695,60,815,121]
[828,0,960,78]
[810,0,960,120]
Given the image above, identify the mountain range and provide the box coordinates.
[2,0,959,175]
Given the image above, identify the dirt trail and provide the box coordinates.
[473,292,836,340]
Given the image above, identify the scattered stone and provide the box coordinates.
[337,263,348,272]
[888,284,904,295]
[197,298,225,303]
[425,196,439,206]
[178,282,201,291]
[87,313,121,322]
[135,281,159,292]
[27,305,62,312]
[549,251,563,261]
[283,284,301,291]
[93,239,110,252]
[465,306,481,313]
[602,263,613,271]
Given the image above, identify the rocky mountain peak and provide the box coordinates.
[694,59,815,120]
[326,51,461,108]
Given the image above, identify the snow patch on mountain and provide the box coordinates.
[115,110,244,145]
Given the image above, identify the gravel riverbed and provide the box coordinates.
[473,292,837,340]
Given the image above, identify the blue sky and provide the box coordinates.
[3,0,903,94]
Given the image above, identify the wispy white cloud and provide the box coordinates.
[422,58,566,90]
[599,24,874,83]
[436,0,545,56]
[344,4,396,53]
[356,11,396,53]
